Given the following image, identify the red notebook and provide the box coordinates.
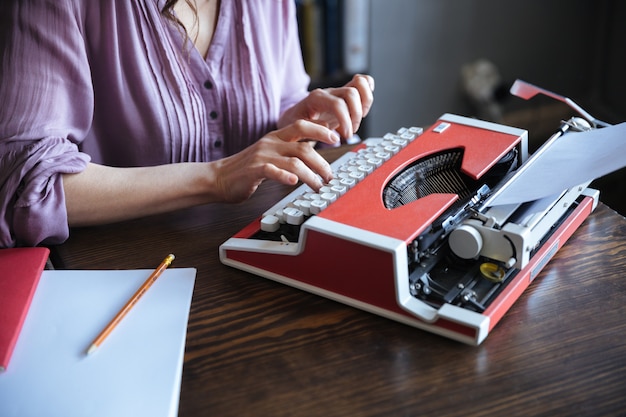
[0,247,50,372]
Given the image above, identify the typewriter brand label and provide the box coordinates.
[433,122,450,133]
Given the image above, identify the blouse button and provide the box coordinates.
[214,140,222,148]
[210,110,219,119]
[204,80,213,89]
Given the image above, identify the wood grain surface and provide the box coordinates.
[53,146,626,417]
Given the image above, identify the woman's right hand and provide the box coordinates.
[210,120,341,203]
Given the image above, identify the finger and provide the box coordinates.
[269,137,334,187]
[261,125,335,186]
[329,85,364,135]
[345,74,375,118]
[289,141,334,185]
[321,75,374,137]
[263,150,328,191]
[261,162,300,187]
[306,89,354,139]
[273,119,340,146]
[353,73,375,92]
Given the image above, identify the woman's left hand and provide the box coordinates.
[278,74,375,141]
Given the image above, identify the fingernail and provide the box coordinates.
[330,131,340,143]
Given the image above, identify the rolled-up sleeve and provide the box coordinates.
[0,0,91,248]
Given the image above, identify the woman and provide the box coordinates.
[0,0,374,248]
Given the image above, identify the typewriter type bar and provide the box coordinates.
[220,114,598,345]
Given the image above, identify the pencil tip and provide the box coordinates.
[86,344,97,355]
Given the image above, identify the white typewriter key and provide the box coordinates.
[349,171,365,181]
[298,200,312,215]
[338,172,352,180]
[292,199,309,214]
[338,166,351,175]
[310,199,328,214]
[260,215,281,232]
[392,138,408,147]
[384,144,401,154]
[283,207,305,225]
[367,157,383,167]
[357,164,374,174]
[274,208,285,223]
[331,184,347,196]
[376,151,392,161]
[320,192,337,203]
[340,177,356,188]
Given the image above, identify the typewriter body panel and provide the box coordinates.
[220,113,598,345]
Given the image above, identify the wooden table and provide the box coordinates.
[52,146,626,417]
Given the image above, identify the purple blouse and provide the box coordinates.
[0,0,310,248]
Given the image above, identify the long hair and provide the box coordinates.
[161,0,198,50]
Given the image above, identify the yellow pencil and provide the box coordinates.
[86,254,175,355]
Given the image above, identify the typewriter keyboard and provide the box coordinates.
[259,127,424,233]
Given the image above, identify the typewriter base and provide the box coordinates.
[220,193,596,345]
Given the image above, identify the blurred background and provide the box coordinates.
[297,0,626,214]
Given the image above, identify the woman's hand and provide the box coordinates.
[210,120,340,203]
[278,74,375,140]
[64,120,342,227]
[63,77,373,227]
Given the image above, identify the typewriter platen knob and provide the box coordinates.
[449,224,483,259]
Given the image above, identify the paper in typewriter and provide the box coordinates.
[487,122,626,207]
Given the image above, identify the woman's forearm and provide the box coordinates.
[62,162,216,227]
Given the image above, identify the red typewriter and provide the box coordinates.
[220,81,606,345]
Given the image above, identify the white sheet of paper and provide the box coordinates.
[487,122,626,207]
[0,268,196,417]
